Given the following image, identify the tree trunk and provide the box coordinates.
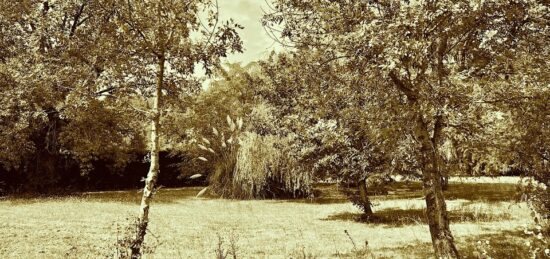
[131,55,165,258]
[358,178,374,217]
[389,67,458,258]
[441,175,449,191]
[414,114,459,259]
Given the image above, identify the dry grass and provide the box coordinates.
[0,180,536,258]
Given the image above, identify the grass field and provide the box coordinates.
[0,178,537,258]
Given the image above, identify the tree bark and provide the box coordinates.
[131,55,165,258]
[414,113,459,259]
[389,59,458,258]
[358,178,374,217]
[441,175,449,191]
[433,113,449,191]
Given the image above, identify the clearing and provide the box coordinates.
[0,177,536,258]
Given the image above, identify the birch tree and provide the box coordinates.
[107,1,242,257]
[1,1,241,256]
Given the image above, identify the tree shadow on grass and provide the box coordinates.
[390,230,530,259]
[3,187,205,205]
[459,230,531,259]
[382,182,520,203]
[324,208,512,227]
[378,231,530,259]
[295,182,520,205]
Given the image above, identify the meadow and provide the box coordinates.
[0,178,536,258]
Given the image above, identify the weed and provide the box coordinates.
[342,230,376,258]
[101,217,162,258]
[214,232,239,259]
[289,244,317,259]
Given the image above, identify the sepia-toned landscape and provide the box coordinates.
[1,1,549,258]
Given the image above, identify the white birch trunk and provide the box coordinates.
[131,55,165,258]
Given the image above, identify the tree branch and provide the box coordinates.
[388,70,419,101]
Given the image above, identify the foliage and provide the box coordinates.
[262,0,550,179]
[0,1,148,183]
[0,0,243,195]
[255,51,416,182]
[522,223,550,259]
[59,99,146,173]
[0,68,44,169]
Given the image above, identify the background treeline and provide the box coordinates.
[2,55,544,195]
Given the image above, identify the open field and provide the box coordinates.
[0,178,537,258]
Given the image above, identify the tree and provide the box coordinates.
[0,0,139,188]
[254,50,417,217]
[1,0,242,256]
[489,19,550,224]
[263,1,549,257]
[105,1,242,256]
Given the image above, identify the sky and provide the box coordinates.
[217,0,283,65]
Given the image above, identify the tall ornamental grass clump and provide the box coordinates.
[197,116,312,199]
[231,132,312,199]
